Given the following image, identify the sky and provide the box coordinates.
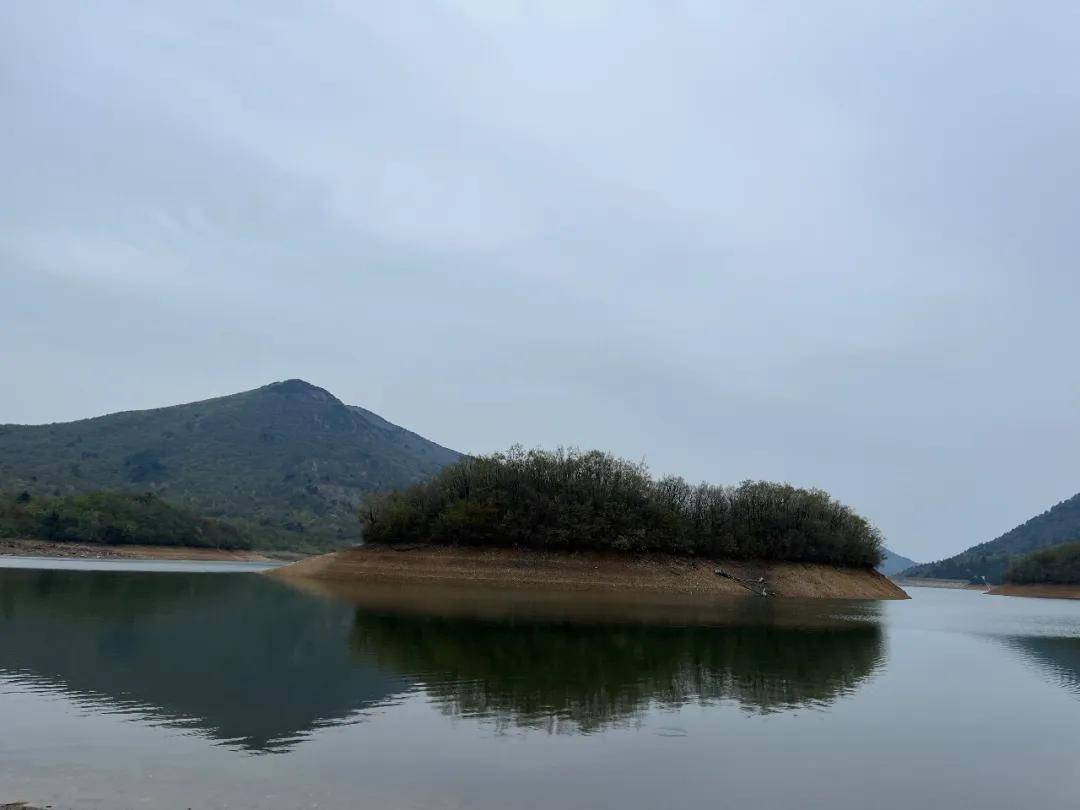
[2,1,1079,562]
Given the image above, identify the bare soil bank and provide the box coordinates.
[271,545,908,600]
[986,583,1080,600]
[892,577,976,590]
[0,536,301,564]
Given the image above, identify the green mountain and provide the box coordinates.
[903,491,1080,582]
[0,380,459,550]
[878,548,918,576]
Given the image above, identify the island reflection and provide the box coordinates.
[327,580,887,732]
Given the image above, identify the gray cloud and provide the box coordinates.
[3,1,1079,560]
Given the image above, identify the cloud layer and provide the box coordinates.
[3,1,1079,560]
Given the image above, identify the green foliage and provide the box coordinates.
[1005,541,1080,585]
[0,490,253,549]
[361,447,884,567]
[0,379,459,551]
[903,491,1080,583]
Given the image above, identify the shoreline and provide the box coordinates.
[985,583,1080,600]
[270,545,909,600]
[891,577,984,590]
[0,536,305,564]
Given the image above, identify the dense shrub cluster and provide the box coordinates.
[1005,541,1080,584]
[0,490,252,549]
[361,447,883,567]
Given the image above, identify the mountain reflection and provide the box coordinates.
[340,584,886,732]
[0,569,406,753]
[1004,635,1080,699]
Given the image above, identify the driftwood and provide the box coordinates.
[714,568,771,597]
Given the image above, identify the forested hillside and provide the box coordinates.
[0,380,458,549]
[903,492,1080,582]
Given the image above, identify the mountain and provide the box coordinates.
[902,491,1080,582]
[878,548,918,576]
[0,380,459,549]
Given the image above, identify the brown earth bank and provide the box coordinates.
[270,545,909,600]
[986,583,1080,600]
[892,577,974,589]
[0,536,303,563]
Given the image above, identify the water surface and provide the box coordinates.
[1,567,1078,809]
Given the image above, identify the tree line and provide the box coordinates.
[0,490,253,549]
[361,447,883,567]
[1005,541,1080,584]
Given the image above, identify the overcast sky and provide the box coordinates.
[3,2,1079,561]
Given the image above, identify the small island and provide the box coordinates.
[274,447,907,600]
[988,541,1080,600]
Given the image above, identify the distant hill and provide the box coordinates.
[878,548,918,577]
[902,492,1080,583]
[0,380,459,550]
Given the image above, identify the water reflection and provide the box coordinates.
[0,569,405,752]
[325,581,887,732]
[1003,635,1080,699]
[0,569,887,751]
[350,611,885,732]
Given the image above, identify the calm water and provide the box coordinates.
[1,564,1079,809]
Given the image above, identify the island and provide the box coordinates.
[273,447,908,600]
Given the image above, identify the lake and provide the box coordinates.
[1,561,1079,809]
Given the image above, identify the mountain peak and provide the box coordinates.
[261,379,341,404]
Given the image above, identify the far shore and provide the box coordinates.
[986,583,1080,600]
[891,577,985,590]
[0,536,306,564]
[271,545,909,600]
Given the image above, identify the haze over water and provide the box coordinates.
[1,564,1079,809]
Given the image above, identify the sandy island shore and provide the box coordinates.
[271,545,908,600]
[0,536,303,564]
[986,583,1080,600]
